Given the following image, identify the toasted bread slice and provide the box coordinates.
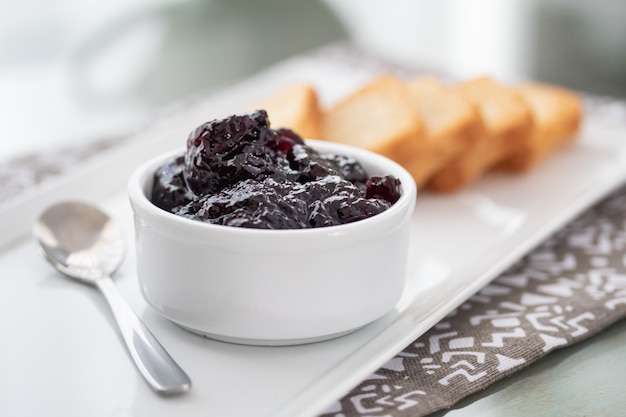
[321,75,425,166]
[498,82,582,171]
[406,77,482,188]
[427,77,533,192]
[253,83,322,139]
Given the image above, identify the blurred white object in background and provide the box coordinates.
[324,0,626,98]
[0,0,345,162]
[0,0,178,161]
[528,0,626,97]
[323,0,531,81]
[1,0,624,164]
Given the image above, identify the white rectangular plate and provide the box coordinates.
[1,52,626,417]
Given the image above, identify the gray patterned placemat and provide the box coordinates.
[321,181,626,417]
[0,137,124,205]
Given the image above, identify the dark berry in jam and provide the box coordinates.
[365,175,402,204]
[151,155,194,212]
[184,109,292,196]
[151,110,402,229]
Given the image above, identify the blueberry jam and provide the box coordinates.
[151,110,402,229]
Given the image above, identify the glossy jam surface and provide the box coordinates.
[151,110,402,229]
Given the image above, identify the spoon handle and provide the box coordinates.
[95,277,191,395]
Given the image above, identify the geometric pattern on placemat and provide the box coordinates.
[320,183,626,417]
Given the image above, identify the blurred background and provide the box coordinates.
[1,0,625,163]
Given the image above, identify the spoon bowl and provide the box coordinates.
[34,202,125,282]
[33,201,191,395]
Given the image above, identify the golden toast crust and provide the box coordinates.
[427,77,534,192]
[253,83,323,139]
[498,82,583,171]
[321,75,425,165]
[247,75,582,194]
[406,77,481,187]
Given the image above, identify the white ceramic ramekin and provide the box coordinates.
[128,140,416,345]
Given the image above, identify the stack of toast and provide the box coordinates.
[250,75,583,192]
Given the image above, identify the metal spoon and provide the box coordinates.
[33,201,191,395]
